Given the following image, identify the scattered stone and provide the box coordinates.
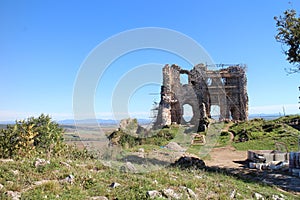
[162,188,182,199]
[75,163,88,167]
[137,148,145,158]
[255,163,268,170]
[62,175,74,184]
[230,189,236,199]
[195,175,203,179]
[109,182,120,188]
[180,186,197,199]
[152,179,158,185]
[34,180,58,186]
[89,196,109,200]
[272,194,285,200]
[34,158,50,167]
[146,190,162,199]
[11,170,19,175]
[60,161,71,168]
[253,192,265,200]
[186,187,197,199]
[137,150,145,158]
[126,162,137,173]
[6,181,14,185]
[171,156,206,169]
[120,162,137,173]
[0,159,14,162]
[0,183,4,190]
[5,191,21,200]
[165,142,186,152]
[269,161,289,171]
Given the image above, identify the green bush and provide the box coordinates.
[109,125,179,148]
[0,114,64,158]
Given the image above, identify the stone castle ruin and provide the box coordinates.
[154,64,248,131]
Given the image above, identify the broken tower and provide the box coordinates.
[154,63,248,130]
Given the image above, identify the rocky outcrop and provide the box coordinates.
[171,156,206,169]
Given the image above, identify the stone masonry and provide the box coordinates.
[154,63,248,130]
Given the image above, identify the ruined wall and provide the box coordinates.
[154,64,248,129]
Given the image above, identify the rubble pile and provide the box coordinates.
[171,156,206,169]
[249,161,289,171]
[289,152,300,177]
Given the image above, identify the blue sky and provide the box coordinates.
[0,0,300,121]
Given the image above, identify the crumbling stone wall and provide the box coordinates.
[154,64,248,130]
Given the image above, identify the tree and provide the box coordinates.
[274,9,300,73]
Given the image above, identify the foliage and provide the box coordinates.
[216,131,231,147]
[0,114,64,158]
[229,115,300,151]
[274,9,300,73]
[108,125,179,148]
[59,144,98,160]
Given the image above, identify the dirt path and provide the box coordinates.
[205,146,247,168]
[204,146,300,193]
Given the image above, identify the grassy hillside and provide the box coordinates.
[0,154,297,199]
[1,116,300,199]
[229,115,300,151]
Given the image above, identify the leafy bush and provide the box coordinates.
[59,144,98,160]
[108,125,179,148]
[0,114,64,158]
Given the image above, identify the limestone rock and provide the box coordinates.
[146,190,162,199]
[34,158,50,167]
[109,182,120,188]
[180,186,198,199]
[165,142,186,152]
[230,189,236,199]
[272,194,285,200]
[120,162,137,173]
[5,191,21,200]
[62,174,74,184]
[253,192,265,200]
[60,161,71,168]
[162,188,182,199]
[11,170,19,175]
[89,196,109,200]
[0,159,14,162]
[119,118,139,136]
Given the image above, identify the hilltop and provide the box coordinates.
[1,115,300,199]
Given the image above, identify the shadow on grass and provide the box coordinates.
[205,160,300,193]
[119,154,171,166]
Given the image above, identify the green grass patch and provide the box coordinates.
[0,156,297,199]
[230,115,300,151]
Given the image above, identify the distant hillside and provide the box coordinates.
[58,118,152,125]
[58,119,118,125]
